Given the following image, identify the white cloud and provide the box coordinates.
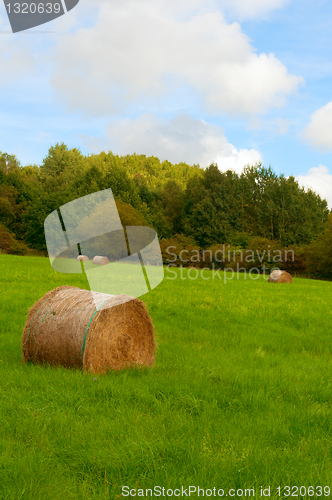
[297,165,332,209]
[300,102,332,152]
[0,0,301,119]
[0,2,80,89]
[214,144,262,172]
[0,18,35,86]
[218,0,291,20]
[51,1,303,117]
[81,113,261,173]
[85,0,290,21]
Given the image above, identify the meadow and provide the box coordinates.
[0,254,332,499]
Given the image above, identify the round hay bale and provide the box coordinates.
[92,256,109,266]
[22,286,156,374]
[268,270,293,283]
[77,255,89,262]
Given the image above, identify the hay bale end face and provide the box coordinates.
[22,286,156,374]
[268,270,293,283]
[77,255,89,262]
[92,256,109,266]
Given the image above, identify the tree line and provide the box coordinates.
[0,144,331,279]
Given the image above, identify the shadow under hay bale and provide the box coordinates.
[77,255,89,262]
[268,270,293,283]
[92,256,109,266]
[22,286,156,374]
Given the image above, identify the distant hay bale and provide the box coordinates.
[77,255,89,262]
[92,256,109,266]
[268,270,293,283]
[22,286,156,374]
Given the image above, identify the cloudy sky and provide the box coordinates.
[0,0,332,207]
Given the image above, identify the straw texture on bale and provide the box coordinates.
[22,286,156,374]
[92,256,109,266]
[268,270,293,283]
[77,255,89,262]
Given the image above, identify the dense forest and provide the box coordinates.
[0,144,331,279]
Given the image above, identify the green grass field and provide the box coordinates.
[1,254,332,499]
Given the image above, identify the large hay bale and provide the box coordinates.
[268,270,293,283]
[77,255,89,262]
[92,255,109,266]
[22,286,155,374]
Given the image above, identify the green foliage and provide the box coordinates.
[160,234,200,267]
[281,245,307,275]
[183,164,321,248]
[0,197,15,225]
[40,143,84,178]
[228,231,254,248]
[159,180,185,234]
[305,213,332,280]
[22,194,62,251]
[0,145,329,276]
[184,196,230,247]
[0,151,21,174]
[115,200,148,227]
[0,223,29,255]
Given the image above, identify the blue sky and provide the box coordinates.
[0,0,332,207]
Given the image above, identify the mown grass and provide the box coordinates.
[1,254,332,499]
